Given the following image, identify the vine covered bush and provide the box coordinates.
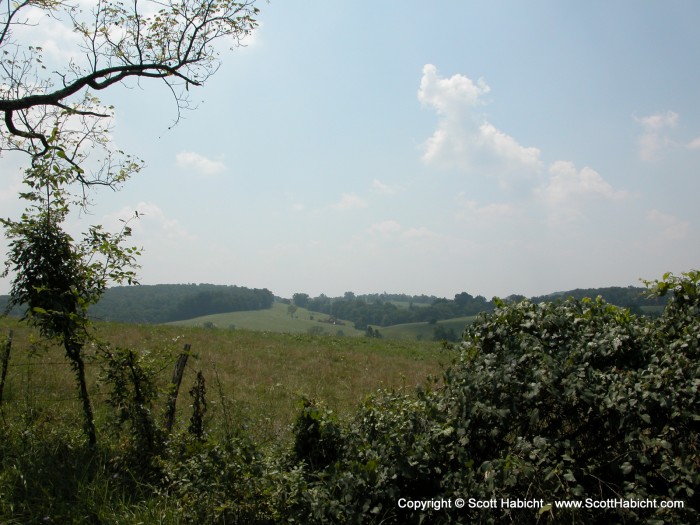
[286,271,699,524]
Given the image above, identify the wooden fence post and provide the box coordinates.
[0,330,13,408]
[164,343,191,433]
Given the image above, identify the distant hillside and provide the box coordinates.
[0,285,285,323]
[88,284,274,323]
[0,283,669,326]
[530,286,668,315]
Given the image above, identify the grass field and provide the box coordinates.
[166,302,366,337]
[0,316,451,447]
[166,302,479,342]
[377,315,478,340]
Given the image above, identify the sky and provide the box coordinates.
[2,1,700,300]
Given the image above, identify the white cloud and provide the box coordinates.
[371,179,401,195]
[175,151,226,176]
[636,111,679,161]
[534,161,630,226]
[687,136,700,150]
[638,111,679,131]
[457,194,513,219]
[538,161,628,206]
[401,226,437,240]
[104,201,196,243]
[368,220,402,236]
[418,64,541,180]
[332,193,368,211]
[647,209,689,241]
[418,64,490,114]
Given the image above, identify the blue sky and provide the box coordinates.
[2,1,700,299]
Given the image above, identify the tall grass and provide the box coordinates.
[0,316,448,523]
[0,317,448,443]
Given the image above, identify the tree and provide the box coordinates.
[1,0,260,185]
[1,0,260,444]
[292,293,310,308]
[1,155,141,445]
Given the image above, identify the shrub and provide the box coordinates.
[289,272,699,524]
[291,398,344,472]
[160,435,276,524]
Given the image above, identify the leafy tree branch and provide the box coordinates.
[1,0,259,185]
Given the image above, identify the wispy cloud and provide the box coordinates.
[368,220,402,236]
[332,193,368,211]
[104,201,196,243]
[371,179,401,195]
[647,209,689,241]
[175,151,226,176]
[636,111,679,161]
[456,194,513,219]
[687,136,700,150]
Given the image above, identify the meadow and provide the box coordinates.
[0,315,449,447]
[166,301,478,342]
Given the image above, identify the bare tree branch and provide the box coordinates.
[1,0,259,188]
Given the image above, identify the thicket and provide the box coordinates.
[284,271,698,524]
[0,271,697,524]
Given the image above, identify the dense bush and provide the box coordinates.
[286,271,699,524]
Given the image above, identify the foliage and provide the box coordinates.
[1,156,140,330]
[2,155,141,444]
[297,287,666,331]
[0,271,696,523]
[100,345,164,469]
[1,0,259,183]
[291,398,344,472]
[431,323,459,342]
[158,434,277,524]
[284,272,699,524]
[88,283,275,323]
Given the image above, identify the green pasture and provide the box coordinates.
[0,316,449,446]
[166,302,478,341]
[378,315,478,340]
[166,302,365,336]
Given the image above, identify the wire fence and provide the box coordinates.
[0,330,193,422]
[1,330,110,411]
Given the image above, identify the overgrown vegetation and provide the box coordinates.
[0,270,697,523]
[1,155,141,445]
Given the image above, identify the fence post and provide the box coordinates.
[0,330,13,408]
[164,343,191,433]
[0,330,13,406]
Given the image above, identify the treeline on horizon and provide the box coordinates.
[285,286,669,331]
[0,283,667,326]
[285,291,493,330]
[87,284,275,323]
